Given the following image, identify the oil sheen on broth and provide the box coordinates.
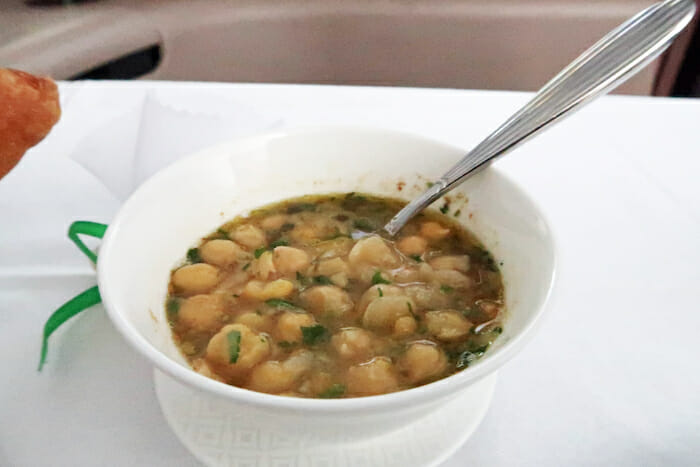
[166,193,504,398]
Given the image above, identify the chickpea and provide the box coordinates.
[348,235,399,269]
[247,349,314,394]
[315,237,354,259]
[346,357,398,396]
[400,342,447,384]
[173,263,220,295]
[252,251,277,280]
[178,294,227,332]
[391,266,422,284]
[242,279,294,300]
[261,214,288,230]
[300,285,354,316]
[434,269,472,289]
[429,255,470,273]
[425,311,473,342]
[397,235,428,256]
[273,246,311,275]
[282,349,314,378]
[331,328,373,360]
[232,225,266,249]
[356,284,402,314]
[235,311,273,333]
[420,221,450,241]
[393,315,417,338]
[290,225,320,244]
[248,361,296,394]
[199,239,245,267]
[192,359,225,383]
[205,324,271,379]
[275,312,316,342]
[329,272,348,288]
[404,284,450,310]
[362,296,415,333]
[316,257,349,276]
[299,371,333,396]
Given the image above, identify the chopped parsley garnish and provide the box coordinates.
[277,341,296,349]
[186,248,201,263]
[270,239,289,248]
[286,203,316,213]
[407,301,414,314]
[352,218,374,231]
[254,247,267,258]
[318,383,346,399]
[242,263,250,271]
[371,270,391,285]
[493,326,503,334]
[440,203,449,214]
[265,299,298,309]
[313,275,334,285]
[440,284,454,294]
[377,287,383,297]
[226,330,242,363]
[426,181,435,188]
[301,324,329,345]
[454,344,490,369]
[409,254,423,262]
[454,209,461,217]
[216,228,229,238]
[166,298,180,320]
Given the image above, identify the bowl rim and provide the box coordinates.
[97,124,557,412]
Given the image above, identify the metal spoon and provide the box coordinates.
[384,0,696,236]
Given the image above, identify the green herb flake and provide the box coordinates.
[270,239,289,249]
[454,209,461,217]
[216,228,229,238]
[454,344,490,369]
[318,383,346,399]
[371,270,391,285]
[265,299,298,309]
[409,254,423,263]
[287,203,316,214]
[377,287,384,297]
[254,247,267,258]
[493,326,503,334]
[242,263,251,271]
[280,223,295,232]
[232,294,240,298]
[440,284,454,294]
[226,330,242,363]
[440,203,449,214]
[352,218,374,231]
[407,301,414,314]
[313,275,334,285]
[166,298,181,321]
[277,341,296,349]
[186,248,201,263]
[426,181,435,188]
[301,324,329,345]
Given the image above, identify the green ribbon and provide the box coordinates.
[38,221,107,371]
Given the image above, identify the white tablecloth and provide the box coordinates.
[1,81,699,467]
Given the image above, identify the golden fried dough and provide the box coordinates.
[0,69,61,179]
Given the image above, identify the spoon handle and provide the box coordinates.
[384,0,696,236]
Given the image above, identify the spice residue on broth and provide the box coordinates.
[165,193,504,398]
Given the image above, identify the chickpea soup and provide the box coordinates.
[166,193,504,398]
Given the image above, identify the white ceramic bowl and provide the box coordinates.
[97,126,556,441]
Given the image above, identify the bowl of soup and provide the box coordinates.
[97,126,556,440]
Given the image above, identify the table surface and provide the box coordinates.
[1,81,699,467]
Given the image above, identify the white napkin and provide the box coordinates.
[69,85,282,201]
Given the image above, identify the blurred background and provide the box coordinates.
[1,0,698,96]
